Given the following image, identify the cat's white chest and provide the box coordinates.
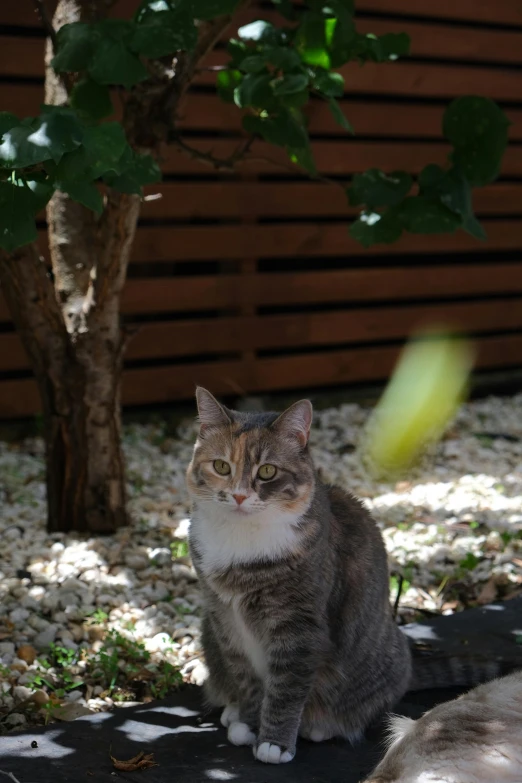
[228,596,267,680]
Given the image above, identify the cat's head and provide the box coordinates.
[186,387,315,521]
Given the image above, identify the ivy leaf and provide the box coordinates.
[24,177,54,211]
[265,47,304,72]
[273,73,309,95]
[131,7,197,57]
[397,196,461,234]
[295,12,330,69]
[419,164,486,240]
[443,96,510,186]
[216,69,243,103]
[234,73,275,109]
[59,180,104,214]
[51,23,98,72]
[237,21,281,45]
[240,56,267,74]
[357,32,410,62]
[349,210,402,248]
[88,23,148,88]
[313,71,344,98]
[0,180,38,251]
[288,143,316,175]
[191,0,240,20]
[104,152,161,193]
[227,39,248,68]
[0,112,18,137]
[0,108,83,168]
[70,79,113,121]
[348,169,412,209]
[81,123,129,178]
[328,13,357,68]
[243,109,309,148]
[328,98,354,133]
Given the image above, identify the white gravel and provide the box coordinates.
[1,393,522,729]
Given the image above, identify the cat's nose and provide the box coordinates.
[232,493,247,506]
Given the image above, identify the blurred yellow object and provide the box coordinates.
[364,326,475,475]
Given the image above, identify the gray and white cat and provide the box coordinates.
[364,670,522,783]
[186,388,411,764]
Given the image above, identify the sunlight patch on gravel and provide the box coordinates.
[1,394,522,729]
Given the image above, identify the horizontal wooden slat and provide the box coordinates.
[3,298,522,371]
[127,220,522,262]
[3,332,522,417]
[3,260,522,324]
[356,0,522,26]
[140,182,522,220]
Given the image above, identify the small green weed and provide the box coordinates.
[170,539,189,559]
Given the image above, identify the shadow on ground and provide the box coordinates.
[2,599,522,783]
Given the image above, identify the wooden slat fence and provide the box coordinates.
[1,0,522,416]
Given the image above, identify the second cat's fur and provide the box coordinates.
[364,670,522,783]
[186,388,412,764]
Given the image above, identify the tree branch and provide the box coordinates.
[173,134,256,171]
[32,0,58,52]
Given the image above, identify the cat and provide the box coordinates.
[186,387,412,765]
[363,669,522,783]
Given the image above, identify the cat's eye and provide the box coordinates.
[213,459,231,476]
[258,464,277,481]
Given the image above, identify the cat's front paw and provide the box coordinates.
[253,742,295,764]
[227,721,256,747]
[220,704,240,727]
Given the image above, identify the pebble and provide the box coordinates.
[4,713,26,728]
[33,624,58,651]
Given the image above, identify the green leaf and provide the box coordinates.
[216,69,243,103]
[191,0,239,19]
[0,108,83,168]
[51,23,97,72]
[328,13,357,68]
[443,96,510,186]
[240,56,267,74]
[82,123,129,178]
[24,177,54,211]
[0,180,38,251]
[264,47,304,72]
[234,73,275,109]
[131,7,197,57]
[243,109,308,148]
[397,196,461,234]
[328,98,354,133]
[295,12,331,69]
[226,39,248,68]
[349,210,402,247]
[0,112,18,137]
[273,73,309,95]
[104,151,161,193]
[313,71,344,98]
[419,164,486,240]
[59,180,104,214]
[348,169,412,209]
[288,143,316,175]
[70,79,113,121]
[237,21,281,44]
[88,35,148,88]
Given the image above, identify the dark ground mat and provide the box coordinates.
[1,598,521,783]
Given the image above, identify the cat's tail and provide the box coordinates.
[408,651,520,691]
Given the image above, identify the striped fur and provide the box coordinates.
[186,389,412,764]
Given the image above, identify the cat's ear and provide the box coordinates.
[272,399,312,447]
[195,387,231,433]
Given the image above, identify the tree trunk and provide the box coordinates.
[0,187,140,533]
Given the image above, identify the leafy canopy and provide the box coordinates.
[0,0,510,251]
